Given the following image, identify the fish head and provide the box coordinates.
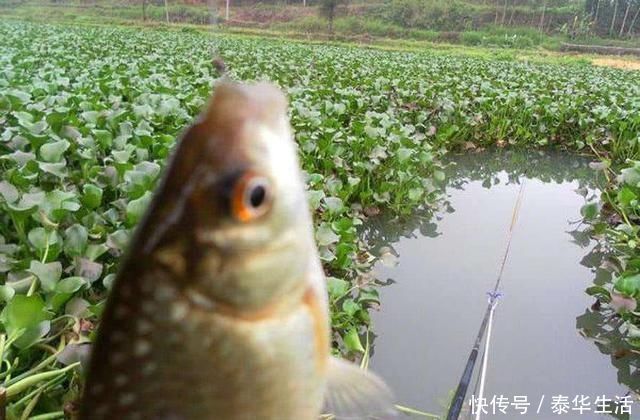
[140,82,314,312]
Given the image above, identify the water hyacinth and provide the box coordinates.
[0,20,639,415]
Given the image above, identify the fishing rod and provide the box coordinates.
[445,180,526,420]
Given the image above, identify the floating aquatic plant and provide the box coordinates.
[1,20,639,415]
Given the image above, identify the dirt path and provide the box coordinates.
[592,57,640,70]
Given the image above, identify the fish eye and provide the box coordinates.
[249,183,266,208]
[230,173,272,223]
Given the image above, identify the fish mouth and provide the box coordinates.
[182,285,304,323]
[194,224,275,252]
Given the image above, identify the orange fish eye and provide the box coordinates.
[230,173,272,223]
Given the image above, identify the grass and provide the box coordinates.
[0,17,639,417]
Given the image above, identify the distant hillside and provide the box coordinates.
[224,0,582,32]
[2,0,639,48]
[188,0,638,37]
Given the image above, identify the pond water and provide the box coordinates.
[367,150,631,419]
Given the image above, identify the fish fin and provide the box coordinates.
[323,356,398,420]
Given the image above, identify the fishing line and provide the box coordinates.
[446,179,526,420]
[491,179,526,293]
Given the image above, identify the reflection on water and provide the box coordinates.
[577,245,640,402]
[366,150,631,419]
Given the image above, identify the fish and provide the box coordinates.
[80,81,397,419]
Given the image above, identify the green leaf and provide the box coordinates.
[64,224,88,257]
[358,288,380,305]
[38,161,67,178]
[5,89,30,105]
[2,150,35,166]
[620,165,640,187]
[0,253,14,274]
[81,184,103,209]
[580,202,599,220]
[50,293,73,312]
[343,327,365,353]
[29,261,62,293]
[85,243,109,261]
[8,191,44,214]
[56,277,88,294]
[75,258,103,283]
[93,129,113,148]
[0,285,15,303]
[614,274,640,297]
[327,277,349,298]
[316,223,340,246]
[106,229,130,252]
[81,110,100,124]
[307,190,325,210]
[408,188,423,201]
[27,120,48,135]
[342,299,360,317]
[123,161,161,198]
[14,321,51,349]
[39,140,70,162]
[0,181,19,203]
[618,186,637,208]
[2,295,47,332]
[397,148,413,162]
[28,228,58,252]
[433,170,446,182]
[112,149,131,164]
[324,197,344,214]
[65,297,91,318]
[133,104,153,119]
[14,111,34,126]
[42,189,81,220]
[103,273,116,290]
[126,191,153,226]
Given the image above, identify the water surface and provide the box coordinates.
[368,151,629,419]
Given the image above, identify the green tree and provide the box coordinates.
[627,0,640,35]
[319,0,348,34]
[609,0,619,35]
